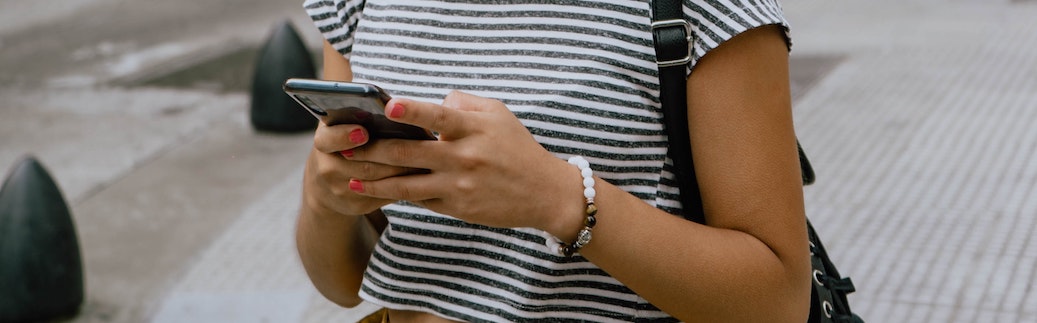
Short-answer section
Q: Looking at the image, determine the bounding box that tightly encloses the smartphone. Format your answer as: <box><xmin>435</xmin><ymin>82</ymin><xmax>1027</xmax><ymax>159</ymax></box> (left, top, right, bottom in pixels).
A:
<box><xmin>283</xmin><ymin>78</ymin><xmax>436</xmax><ymax>140</ymax></box>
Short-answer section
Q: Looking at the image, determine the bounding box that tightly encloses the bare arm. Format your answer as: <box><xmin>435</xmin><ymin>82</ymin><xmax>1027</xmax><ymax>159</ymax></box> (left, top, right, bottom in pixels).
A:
<box><xmin>574</xmin><ymin>25</ymin><xmax>811</xmax><ymax>322</ymax></box>
<box><xmin>339</xmin><ymin>26</ymin><xmax>810</xmax><ymax>321</ymax></box>
<box><xmin>294</xmin><ymin>41</ymin><xmax>390</xmax><ymax>307</ymax></box>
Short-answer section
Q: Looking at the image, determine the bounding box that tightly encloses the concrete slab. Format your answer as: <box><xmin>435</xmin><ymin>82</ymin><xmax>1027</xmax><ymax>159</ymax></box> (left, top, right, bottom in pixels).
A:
<box><xmin>152</xmin><ymin>291</ymin><xmax>311</xmax><ymax>323</ymax></box>
<box><xmin>0</xmin><ymin>88</ymin><xmax>244</xmax><ymax>204</ymax></box>
<box><xmin>144</xmin><ymin>166</ymin><xmax>381</xmax><ymax>322</ymax></box>
<box><xmin>0</xmin><ymin>0</ymin><xmax>322</xmax><ymax>89</ymax></box>
<box><xmin>66</xmin><ymin>116</ymin><xmax>313</xmax><ymax>322</ymax></box>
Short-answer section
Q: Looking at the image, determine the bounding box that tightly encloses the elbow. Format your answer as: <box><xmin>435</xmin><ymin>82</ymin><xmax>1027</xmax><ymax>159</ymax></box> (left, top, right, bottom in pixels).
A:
<box><xmin>767</xmin><ymin>252</ymin><xmax>813</xmax><ymax>323</ymax></box>
<box><xmin>726</xmin><ymin>283</ymin><xmax>811</xmax><ymax>323</ymax></box>
<box><xmin>295</xmin><ymin>204</ymin><xmax>372</xmax><ymax>309</ymax></box>
<box><xmin>740</xmin><ymin>249</ymin><xmax>817</xmax><ymax>322</ymax></box>
<box><xmin>783</xmin><ymin>290</ymin><xmax>812</xmax><ymax>323</ymax></box>
<box><xmin>295</xmin><ymin>239</ymin><xmax>367</xmax><ymax>309</ymax></box>
<box><xmin>316</xmin><ymin>286</ymin><xmax>365</xmax><ymax>308</ymax></box>
<box><xmin>776</xmin><ymin>262</ymin><xmax>813</xmax><ymax>323</ymax></box>
<box><xmin>754</xmin><ymin>285</ymin><xmax>815</xmax><ymax>323</ymax></box>
<box><xmin>298</xmin><ymin>255</ymin><xmax>367</xmax><ymax>309</ymax></box>
<box><xmin>298</xmin><ymin>261</ymin><xmax>366</xmax><ymax>308</ymax></box>
<box><xmin>668</xmin><ymin>271</ymin><xmax>813</xmax><ymax>323</ymax></box>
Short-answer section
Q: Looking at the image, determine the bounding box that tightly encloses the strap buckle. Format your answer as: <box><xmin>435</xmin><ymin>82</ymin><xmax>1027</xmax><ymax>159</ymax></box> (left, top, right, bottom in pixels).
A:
<box><xmin>651</xmin><ymin>19</ymin><xmax>692</xmax><ymax>67</ymax></box>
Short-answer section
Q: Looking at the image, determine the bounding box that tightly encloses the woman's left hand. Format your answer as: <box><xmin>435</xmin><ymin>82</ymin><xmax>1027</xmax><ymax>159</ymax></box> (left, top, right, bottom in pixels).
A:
<box><xmin>341</xmin><ymin>91</ymin><xmax>585</xmax><ymax>232</ymax></box>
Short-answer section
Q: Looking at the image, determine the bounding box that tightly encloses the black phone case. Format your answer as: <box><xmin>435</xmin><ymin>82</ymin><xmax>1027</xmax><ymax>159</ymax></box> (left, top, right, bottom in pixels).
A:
<box><xmin>283</xmin><ymin>79</ymin><xmax>435</xmax><ymax>140</ymax></box>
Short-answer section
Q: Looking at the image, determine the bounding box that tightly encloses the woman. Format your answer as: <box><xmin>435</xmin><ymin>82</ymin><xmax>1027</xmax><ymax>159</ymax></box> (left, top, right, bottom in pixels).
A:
<box><xmin>295</xmin><ymin>0</ymin><xmax>810</xmax><ymax>321</ymax></box>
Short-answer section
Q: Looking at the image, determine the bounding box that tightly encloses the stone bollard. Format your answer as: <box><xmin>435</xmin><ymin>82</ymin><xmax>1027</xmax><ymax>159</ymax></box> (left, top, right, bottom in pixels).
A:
<box><xmin>249</xmin><ymin>20</ymin><xmax>319</xmax><ymax>133</ymax></box>
<box><xmin>0</xmin><ymin>156</ymin><xmax>84</xmax><ymax>322</ymax></box>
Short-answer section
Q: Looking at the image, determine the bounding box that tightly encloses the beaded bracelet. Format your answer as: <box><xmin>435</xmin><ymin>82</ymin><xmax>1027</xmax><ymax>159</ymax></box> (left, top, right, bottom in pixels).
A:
<box><xmin>557</xmin><ymin>156</ymin><xmax>598</xmax><ymax>257</ymax></box>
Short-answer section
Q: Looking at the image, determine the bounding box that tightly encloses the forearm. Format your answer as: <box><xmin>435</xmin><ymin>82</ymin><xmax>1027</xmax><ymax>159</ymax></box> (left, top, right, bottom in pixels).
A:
<box><xmin>575</xmin><ymin>182</ymin><xmax>810</xmax><ymax>322</ymax></box>
<box><xmin>295</xmin><ymin>163</ymin><xmax>382</xmax><ymax>307</ymax></box>
<box><xmin>579</xmin><ymin>25</ymin><xmax>810</xmax><ymax>321</ymax></box>
<box><xmin>295</xmin><ymin>41</ymin><xmax>387</xmax><ymax>307</ymax></box>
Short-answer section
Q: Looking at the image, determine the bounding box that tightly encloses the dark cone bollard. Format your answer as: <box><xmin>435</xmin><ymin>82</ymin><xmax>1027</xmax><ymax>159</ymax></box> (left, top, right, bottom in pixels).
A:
<box><xmin>0</xmin><ymin>156</ymin><xmax>84</xmax><ymax>322</ymax></box>
<box><xmin>250</xmin><ymin>20</ymin><xmax>318</xmax><ymax>133</ymax></box>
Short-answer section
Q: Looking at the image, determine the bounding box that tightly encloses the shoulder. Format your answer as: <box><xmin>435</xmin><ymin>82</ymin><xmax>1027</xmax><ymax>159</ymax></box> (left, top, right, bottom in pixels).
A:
<box><xmin>683</xmin><ymin>0</ymin><xmax>791</xmax><ymax>68</ymax></box>
<box><xmin>303</xmin><ymin>0</ymin><xmax>368</xmax><ymax>58</ymax></box>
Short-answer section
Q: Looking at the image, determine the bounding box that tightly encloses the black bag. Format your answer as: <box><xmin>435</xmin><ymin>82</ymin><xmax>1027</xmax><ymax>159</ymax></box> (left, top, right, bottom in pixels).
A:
<box><xmin>649</xmin><ymin>1</ymin><xmax>863</xmax><ymax>322</ymax></box>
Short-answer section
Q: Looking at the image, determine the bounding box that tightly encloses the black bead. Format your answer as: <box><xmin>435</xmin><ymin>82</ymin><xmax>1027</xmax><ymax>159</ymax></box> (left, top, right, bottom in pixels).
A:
<box><xmin>561</xmin><ymin>245</ymin><xmax>574</xmax><ymax>257</ymax></box>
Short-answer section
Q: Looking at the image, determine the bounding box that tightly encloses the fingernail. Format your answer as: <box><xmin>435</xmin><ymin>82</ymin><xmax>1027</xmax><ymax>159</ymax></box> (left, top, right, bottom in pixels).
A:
<box><xmin>388</xmin><ymin>103</ymin><xmax>405</xmax><ymax>118</ymax></box>
<box><xmin>349</xmin><ymin>129</ymin><xmax>366</xmax><ymax>144</ymax></box>
<box><xmin>340</xmin><ymin>150</ymin><xmax>354</xmax><ymax>158</ymax></box>
<box><xmin>348</xmin><ymin>179</ymin><xmax>364</xmax><ymax>193</ymax></box>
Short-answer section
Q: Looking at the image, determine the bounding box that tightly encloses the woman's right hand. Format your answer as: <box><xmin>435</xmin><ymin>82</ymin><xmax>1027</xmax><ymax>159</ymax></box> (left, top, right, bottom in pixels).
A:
<box><xmin>303</xmin><ymin>122</ymin><xmax>415</xmax><ymax>217</ymax></box>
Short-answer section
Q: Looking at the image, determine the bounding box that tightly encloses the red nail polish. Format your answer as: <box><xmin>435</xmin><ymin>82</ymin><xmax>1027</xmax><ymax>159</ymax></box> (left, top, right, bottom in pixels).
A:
<box><xmin>340</xmin><ymin>150</ymin><xmax>354</xmax><ymax>158</ymax></box>
<box><xmin>349</xmin><ymin>129</ymin><xmax>366</xmax><ymax>144</ymax></box>
<box><xmin>388</xmin><ymin>103</ymin><xmax>405</xmax><ymax>118</ymax></box>
<box><xmin>348</xmin><ymin>179</ymin><xmax>364</xmax><ymax>193</ymax></box>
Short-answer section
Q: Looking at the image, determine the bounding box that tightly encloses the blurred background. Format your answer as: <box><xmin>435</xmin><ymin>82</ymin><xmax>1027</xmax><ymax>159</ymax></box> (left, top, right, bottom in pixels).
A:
<box><xmin>0</xmin><ymin>0</ymin><xmax>1034</xmax><ymax>322</ymax></box>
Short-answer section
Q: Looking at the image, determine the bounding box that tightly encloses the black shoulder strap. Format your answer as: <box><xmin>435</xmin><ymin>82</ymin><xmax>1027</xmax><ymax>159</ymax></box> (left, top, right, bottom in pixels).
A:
<box><xmin>651</xmin><ymin>0</ymin><xmax>704</xmax><ymax>223</ymax></box>
<box><xmin>649</xmin><ymin>0</ymin><xmax>815</xmax><ymax>224</ymax></box>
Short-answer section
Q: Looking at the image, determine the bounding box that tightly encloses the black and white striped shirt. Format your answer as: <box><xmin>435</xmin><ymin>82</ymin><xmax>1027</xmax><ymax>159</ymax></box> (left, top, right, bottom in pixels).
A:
<box><xmin>303</xmin><ymin>0</ymin><xmax>788</xmax><ymax>321</ymax></box>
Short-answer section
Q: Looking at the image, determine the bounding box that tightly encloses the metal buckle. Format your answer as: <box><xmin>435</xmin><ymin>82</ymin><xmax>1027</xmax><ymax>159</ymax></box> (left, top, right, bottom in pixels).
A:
<box><xmin>651</xmin><ymin>19</ymin><xmax>692</xmax><ymax>67</ymax></box>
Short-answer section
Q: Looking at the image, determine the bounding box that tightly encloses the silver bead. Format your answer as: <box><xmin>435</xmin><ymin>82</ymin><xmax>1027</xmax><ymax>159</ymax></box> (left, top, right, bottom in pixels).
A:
<box><xmin>576</xmin><ymin>229</ymin><xmax>593</xmax><ymax>246</ymax></box>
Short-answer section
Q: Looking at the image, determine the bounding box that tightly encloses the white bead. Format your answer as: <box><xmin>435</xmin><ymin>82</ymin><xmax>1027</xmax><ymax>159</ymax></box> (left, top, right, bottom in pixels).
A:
<box><xmin>577</xmin><ymin>159</ymin><xmax>590</xmax><ymax>170</ymax></box>
<box><xmin>545</xmin><ymin>236</ymin><xmax>562</xmax><ymax>252</ymax></box>
<box><xmin>584</xmin><ymin>187</ymin><xmax>596</xmax><ymax>199</ymax></box>
<box><xmin>556</xmin><ymin>155</ymin><xmax>600</xmax><ymax>257</ymax></box>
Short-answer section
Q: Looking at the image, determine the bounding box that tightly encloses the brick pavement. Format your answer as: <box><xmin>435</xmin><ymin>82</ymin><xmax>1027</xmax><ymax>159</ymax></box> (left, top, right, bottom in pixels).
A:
<box><xmin>785</xmin><ymin>1</ymin><xmax>1037</xmax><ymax>322</ymax></box>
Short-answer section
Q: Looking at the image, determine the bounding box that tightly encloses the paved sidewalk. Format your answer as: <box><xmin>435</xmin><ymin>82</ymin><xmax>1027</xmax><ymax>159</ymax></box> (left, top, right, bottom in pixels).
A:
<box><xmin>149</xmin><ymin>167</ymin><xmax>380</xmax><ymax>323</ymax></box>
<box><xmin>785</xmin><ymin>1</ymin><xmax>1037</xmax><ymax>322</ymax></box>
<box><xmin>2</xmin><ymin>0</ymin><xmax>1035</xmax><ymax>322</ymax></box>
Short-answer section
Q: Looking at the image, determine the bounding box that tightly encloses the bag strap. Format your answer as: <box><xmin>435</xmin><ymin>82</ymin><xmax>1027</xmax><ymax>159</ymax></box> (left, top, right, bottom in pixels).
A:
<box><xmin>650</xmin><ymin>0</ymin><xmax>704</xmax><ymax>223</ymax></box>
<box><xmin>649</xmin><ymin>0</ymin><xmax>815</xmax><ymax>223</ymax></box>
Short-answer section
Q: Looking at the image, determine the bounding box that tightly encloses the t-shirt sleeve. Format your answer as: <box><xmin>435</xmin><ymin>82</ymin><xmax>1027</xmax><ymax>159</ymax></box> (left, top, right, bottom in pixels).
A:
<box><xmin>303</xmin><ymin>0</ymin><xmax>367</xmax><ymax>59</ymax></box>
<box><xmin>684</xmin><ymin>0</ymin><xmax>791</xmax><ymax>68</ymax></box>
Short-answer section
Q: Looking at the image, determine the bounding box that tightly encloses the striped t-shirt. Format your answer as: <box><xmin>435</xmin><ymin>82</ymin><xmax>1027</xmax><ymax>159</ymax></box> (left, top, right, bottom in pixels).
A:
<box><xmin>303</xmin><ymin>0</ymin><xmax>789</xmax><ymax>321</ymax></box>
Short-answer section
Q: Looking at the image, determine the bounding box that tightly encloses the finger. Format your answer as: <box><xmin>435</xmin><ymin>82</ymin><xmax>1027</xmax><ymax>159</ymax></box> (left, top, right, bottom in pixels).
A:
<box><xmin>313</xmin><ymin>122</ymin><xmax>370</xmax><ymax>154</ymax></box>
<box><xmin>345</xmin><ymin>138</ymin><xmax>445</xmax><ymax>170</ymax></box>
<box><xmin>348</xmin><ymin>173</ymin><xmax>440</xmax><ymax>202</ymax></box>
<box><xmin>384</xmin><ymin>98</ymin><xmax>471</xmax><ymax>137</ymax></box>
<box><xmin>315</xmin><ymin>144</ymin><xmax>424</xmax><ymax>181</ymax></box>
<box><xmin>346</xmin><ymin>160</ymin><xmax>418</xmax><ymax>181</ymax></box>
